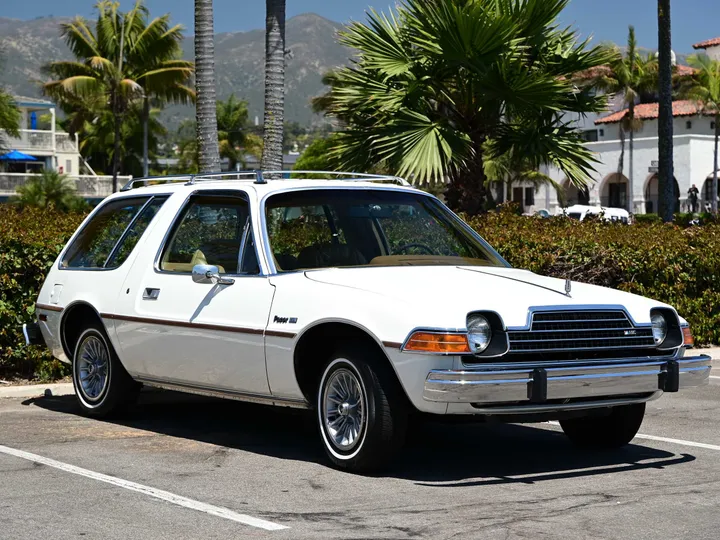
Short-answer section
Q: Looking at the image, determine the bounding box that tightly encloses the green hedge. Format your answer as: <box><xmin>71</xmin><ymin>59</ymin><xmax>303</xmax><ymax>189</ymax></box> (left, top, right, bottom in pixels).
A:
<box><xmin>465</xmin><ymin>208</ymin><xmax>720</xmax><ymax>346</ymax></box>
<box><xmin>1</xmin><ymin>204</ymin><xmax>719</xmax><ymax>380</ymax></box>
<box><xmin>0</xmin><ymin>206</ymin><xmax>84</xmax><ymax>380</ymax></box>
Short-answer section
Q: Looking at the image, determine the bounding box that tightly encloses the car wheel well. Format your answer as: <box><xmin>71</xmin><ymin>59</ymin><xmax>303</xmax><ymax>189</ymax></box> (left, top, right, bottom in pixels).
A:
<box><xmin>293</xmin><ymin>322</ymin><xmax>407</xmax><ymax>406</ymax></box>
<box><xmin>61</xmin><ymin>303</ymin><xmax>104</xmax><ymax>359</ymax></box>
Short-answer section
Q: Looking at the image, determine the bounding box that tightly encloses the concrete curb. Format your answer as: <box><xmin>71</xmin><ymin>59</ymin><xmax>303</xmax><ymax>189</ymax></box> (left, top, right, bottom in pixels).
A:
<box><xmin>696</xmin><ymin>347</ymin><xmax>720</xmax><ymax>361</ymax></box>
<box><xmin>0</xmin><ymin>383</ymin><xmax>75</xmax><ymax>399</ymax></box>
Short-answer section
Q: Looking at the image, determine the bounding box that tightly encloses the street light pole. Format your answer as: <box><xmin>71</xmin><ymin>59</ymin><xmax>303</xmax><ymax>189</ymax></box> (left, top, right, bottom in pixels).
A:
<box><xmin>657</xmin><ymin>0</ymin><xmax>674</xmax><ymax>222</ymax></box>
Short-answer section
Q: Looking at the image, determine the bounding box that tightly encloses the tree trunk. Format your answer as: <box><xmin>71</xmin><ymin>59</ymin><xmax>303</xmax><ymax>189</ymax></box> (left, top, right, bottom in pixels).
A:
<box><xmin>628</xmin><ymin>109</ymin><xmax>634</xmax><ymax>213</ymax></box>
<box><xmin>142</xmin><ymin>95</ymin><xmax>149</xmax><ymax>177</ymax></box>
<box><xmin>111</xmin><ymin>92</ymin><xmax>121</xmax><ymax>193</ymax></box>
<box><xmin>713</xmin><ymin>114</ymin><xmax>719</xmax><ymax>214</ymax></box>
<box><xmin>261</xmin><ymin>0</ymin><xmax>286</xmax><ymax>172</ymax></box>
<box><xmin>445</xmin><ymin>138</ymin><xmax>491</xmax><ymax>215</ymax></box>
<box><xmin>657</xmin><ymin>0</ymin><xmax>674</xmax><ymax>222</ymax></box>
<box><xmin>194</xmin><ymin>0</ymin><xmax>221</xmax><ymax>173</ymax></box>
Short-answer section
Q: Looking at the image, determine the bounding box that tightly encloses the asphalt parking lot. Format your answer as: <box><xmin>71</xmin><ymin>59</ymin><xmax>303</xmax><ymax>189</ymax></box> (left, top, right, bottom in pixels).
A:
<box><xmin>1</xmin><ymin>359</ymin><xmax>720</xmax><ymax>539</ymax></box>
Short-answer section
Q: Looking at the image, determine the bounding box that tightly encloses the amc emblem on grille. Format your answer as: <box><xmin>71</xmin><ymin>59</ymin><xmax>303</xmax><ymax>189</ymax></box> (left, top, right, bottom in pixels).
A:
<box><xmin>624</xmin><ymin>330</ymin><xmax>637</xmax><ymax>336</ymax></box>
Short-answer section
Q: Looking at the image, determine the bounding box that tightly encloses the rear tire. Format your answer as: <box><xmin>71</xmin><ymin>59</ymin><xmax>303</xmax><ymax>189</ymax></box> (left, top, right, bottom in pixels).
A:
<box><xmin>560</xmin><ymin>403</ymin><xmax>646</xmax><ymax>449</ymax></box>
<box><xmin>72</xmin><ymin>325</ymin><xmax>139</xmax><ymax>417</ymax></box>
<box><xmin>317</xmin><ymin>344</ymin><xmax>408</xmax><ymax>473</ymax></box>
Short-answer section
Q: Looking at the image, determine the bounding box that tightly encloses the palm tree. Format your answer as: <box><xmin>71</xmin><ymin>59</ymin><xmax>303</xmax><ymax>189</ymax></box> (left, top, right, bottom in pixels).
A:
<box><xmin>317</xmin><ymin>0</ymin><xmax>611</xmax><ymax>214</ymax></box>
<box><xmin>592</xmin><ymin>27</ymin><xmax>658</xmax><ymax>213</ymax></box>
<box><xmin>42</xmin><ymin>1</ymin><xmax>193</xmax><ymax>191</ymax></box>
<box><xmin>217</xmin><ymin>94</ymin><xmax>249</xmax><ymax>170</ymax></box>
<box><xmin>194</xmin><ymin>0</ymin><xmax>221</xmax><ymax>173</ymax></box>
<box><xmin>66</xmin><ymin>102</ymin><xmax>167</xmax><ymax>177</ymax></box>
<box><xmin>13</xmin><ymin>170</ymin><xmax>87</xmax><ymax>212</ymax></box>
<box><xmin>261</xmin><ymin>0</ymin><xmax>286</xmax><ymax>171</ymax></box>
<box><xmin>682</xmin><ymin>55</ymin><xmax>720</xmax><ymax>214</ymax></box>
<box><xmin>657</xmin><ymin>0</ymin><xmax>674</xmax><ymax>222</ymax></box>
<box><xmin>122</xmin><ymin>5</ymin><xmax>194</xmax><ymax>177</ymax></box>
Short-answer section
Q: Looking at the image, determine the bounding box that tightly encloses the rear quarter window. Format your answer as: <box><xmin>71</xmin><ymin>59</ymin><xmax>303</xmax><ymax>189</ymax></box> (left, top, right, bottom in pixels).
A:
<box><xmin>61</xmin><ymin>196</ymin><xmax>167</xmax><ymax>269</ymax></box>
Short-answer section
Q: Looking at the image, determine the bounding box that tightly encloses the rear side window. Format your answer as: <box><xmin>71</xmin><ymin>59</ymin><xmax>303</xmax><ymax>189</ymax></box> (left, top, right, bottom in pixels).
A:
<box><xmin>62</xmin><ymin>196</ymin><xmax>167</xmax><ymax>269</ymax></box>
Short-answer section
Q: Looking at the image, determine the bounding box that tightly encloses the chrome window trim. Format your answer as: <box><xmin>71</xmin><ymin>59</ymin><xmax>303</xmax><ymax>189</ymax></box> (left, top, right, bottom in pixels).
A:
<box><xmin>153</xmin><ymin>188</ymin><xmax>266</xmax><ymax>278</ymax></box>
<box><xmin>258</xmin><ymin>185</ymin><xmax>509</xmax><ymax>276</ymax></box>
<box><xmin>58</xmin><ymin>194</ymin><xmax>171</xmax><ymax>272</ymax></box>
<box><xmin>103</xmin><ymin>196</ymin><xmax>158</xmax><ymax>268</ymax></box>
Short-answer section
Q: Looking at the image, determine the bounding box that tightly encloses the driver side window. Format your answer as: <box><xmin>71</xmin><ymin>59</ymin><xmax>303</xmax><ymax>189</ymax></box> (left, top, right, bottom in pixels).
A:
<box><xmin>160</xmin><ymin>194</ymin><xmax>259</xmax><ymax>275</ymax></box>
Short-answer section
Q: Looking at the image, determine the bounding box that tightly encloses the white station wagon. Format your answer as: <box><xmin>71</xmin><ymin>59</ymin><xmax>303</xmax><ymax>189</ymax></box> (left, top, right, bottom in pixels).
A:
<box><xmin>25</xmin><ymin>171</ymin><xmax>710</xmax><ymax>472</ymax></box>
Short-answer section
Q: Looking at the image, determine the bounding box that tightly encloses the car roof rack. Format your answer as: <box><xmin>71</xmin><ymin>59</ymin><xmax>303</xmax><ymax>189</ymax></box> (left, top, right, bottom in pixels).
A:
<box><xmin>120</xmin><ymin>170</ymin><xmax>410</xmax><ymax>191</ymax></box>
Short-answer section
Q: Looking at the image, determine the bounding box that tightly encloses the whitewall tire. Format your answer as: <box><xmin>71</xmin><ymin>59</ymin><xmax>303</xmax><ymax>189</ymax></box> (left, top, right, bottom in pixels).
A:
<box><xmin>317</xmin><ymin>345</ymin><xmax>408</xmax><ymax>472</ymax></box>
<box><xmin>72</xmin><ymin>325</ymin><xmax>138</xmax><ymax>417</ymax></box>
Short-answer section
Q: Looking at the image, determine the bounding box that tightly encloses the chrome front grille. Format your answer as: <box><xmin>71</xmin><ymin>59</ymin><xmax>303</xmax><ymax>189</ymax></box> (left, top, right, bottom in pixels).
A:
<box><xmin>508</xmin><ymin>310</ymin><xmax>656</xmax><ymax>353</ymax></box>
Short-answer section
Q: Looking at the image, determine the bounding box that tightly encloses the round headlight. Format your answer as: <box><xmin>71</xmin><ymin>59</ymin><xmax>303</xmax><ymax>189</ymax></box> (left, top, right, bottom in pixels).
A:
<box><xmin>651</xmin><ymin>313</ymin><xmax>667</xmax><ymax>345</ymax></box>
<box><xmin>467</xmin><ymin>315</ymin><xmax>492</xmax><ymax>354</ymax></box>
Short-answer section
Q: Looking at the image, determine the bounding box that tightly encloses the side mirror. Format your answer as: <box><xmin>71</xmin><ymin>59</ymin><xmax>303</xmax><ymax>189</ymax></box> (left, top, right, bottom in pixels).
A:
<box><xmin>192</xmin><ymin>264</ymin><xmax>234</xmax><ymax>286</ymax></box>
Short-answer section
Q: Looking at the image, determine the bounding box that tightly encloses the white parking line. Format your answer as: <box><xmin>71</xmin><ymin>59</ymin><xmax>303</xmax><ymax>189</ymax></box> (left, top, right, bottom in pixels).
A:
<box><xmin>633</xmin><ymin>434</ymin><xmax>720</xmax><ymax>452</ymax></box>
<box><xmin>0</xmin><ymin>444</ymin><xmax>288</xmax><ymax>531</ymax></box>
<box><xmin>709</xmin><ymin>375</ymin><xmax>720</xmax><ymax>380</ymax></box>
<box><xmin>546</xmin><ymin>422</ymin><xmax>720</xmax><ymax>452</ymax></box>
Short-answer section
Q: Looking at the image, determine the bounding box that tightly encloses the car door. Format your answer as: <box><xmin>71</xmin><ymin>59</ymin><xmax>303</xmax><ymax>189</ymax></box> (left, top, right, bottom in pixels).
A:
<box><xmin>114</xmin><ymin>190</ymin><xmax>275</xmax><ymax>395</ymax></box>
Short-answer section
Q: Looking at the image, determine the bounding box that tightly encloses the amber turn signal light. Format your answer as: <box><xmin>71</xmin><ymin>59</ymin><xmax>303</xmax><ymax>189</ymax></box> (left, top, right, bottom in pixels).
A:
<box><xmin>682</xmin><ymin>326</ymin><xmax>694</xmax><ymax>348</ymax></box>
<box><xmin>403</xmin><ymin>331</ymin><xmax>470</xmax><ymax>354</ymax></box>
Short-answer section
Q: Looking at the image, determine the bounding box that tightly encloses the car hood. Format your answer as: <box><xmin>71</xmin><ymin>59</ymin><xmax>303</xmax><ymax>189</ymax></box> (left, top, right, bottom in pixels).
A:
<box><xmin>304</xmin><ymin>265</ymin><xmax>668</xmax><ymax>328</ymax></box>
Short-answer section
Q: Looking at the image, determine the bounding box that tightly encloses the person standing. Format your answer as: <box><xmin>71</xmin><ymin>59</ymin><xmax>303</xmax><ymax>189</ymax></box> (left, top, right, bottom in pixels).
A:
<box><xmin>688</xmin><ymin>184</ymin><xmax>699</xmax><ymax>213</ymax></box>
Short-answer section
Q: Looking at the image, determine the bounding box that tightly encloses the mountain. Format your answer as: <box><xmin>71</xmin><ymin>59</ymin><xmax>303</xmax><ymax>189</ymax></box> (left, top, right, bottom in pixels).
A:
<box><xmin>0</xmin><ymin>13</ymin><xmax>351</xmax><ymax>127</ymax></box>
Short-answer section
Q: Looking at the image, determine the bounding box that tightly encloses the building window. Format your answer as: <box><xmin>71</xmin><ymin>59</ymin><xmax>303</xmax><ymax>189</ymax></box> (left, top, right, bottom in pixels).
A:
<box><xmin>524</xmin><ymin>187</ymin><xmax>535</xmax><ymax>207</ymax></box>
<box><xmin>599</xmin><ymin>129</ymin><xmax>604</xmax><ymax>137</ymax></box>
<box><xmin>66</xmin><ymin>159</ymin><xmax>72</xmax><ymax>174</ymax></box>
<box><xmin>512</xmin><ymin>187</ymin><xmax>523</xmax><ymax>206</ymax></box>
<box><xmin>581</xmin><ymin>129</ymin><xmax>599</xmax><ymax>142</ymax></box>
<box><xmin>686</xmin><ymin>120</ymin><xmax>692</xmax><ymax>129</ymax></box>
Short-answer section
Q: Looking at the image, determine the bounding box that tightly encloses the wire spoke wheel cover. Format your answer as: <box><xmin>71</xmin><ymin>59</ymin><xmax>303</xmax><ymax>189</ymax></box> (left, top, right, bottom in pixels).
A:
<box><xmin>76</xmin><ymin>335</ymin><xmax>110</xmax><ymax>402</ymax></box>
<box><xmin>321</xmin><ymin>365</ymin><xmax>367</xmax><ymax>453</ymax></box>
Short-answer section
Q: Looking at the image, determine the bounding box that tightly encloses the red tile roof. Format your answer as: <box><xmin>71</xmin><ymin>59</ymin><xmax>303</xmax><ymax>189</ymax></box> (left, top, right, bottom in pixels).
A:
<box><xmin>674</xmin><ymin>64</ymin><xmax>697</xmax><ymax>76</ymax></box>
<box><xmin>595</xmin><ymin>100</ymin><xmax>701</xmax><ymax>125</ymax></box>
<box><xmin>693</xmin><ymin>37</ymin><xmax>720</xmax><ymax>49</ymax></box>
<box><xmin>573</xmin><ymin>63</ymin><xmax>695</xmax><ymax>81</ymax></box>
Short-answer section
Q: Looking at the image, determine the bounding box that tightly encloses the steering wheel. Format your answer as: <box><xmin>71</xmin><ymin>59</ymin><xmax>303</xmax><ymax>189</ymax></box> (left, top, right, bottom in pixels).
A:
<box><xmin>393</xmin><ymin>243</ymin><xmax>435</xmax><ymax>255</ymax></box>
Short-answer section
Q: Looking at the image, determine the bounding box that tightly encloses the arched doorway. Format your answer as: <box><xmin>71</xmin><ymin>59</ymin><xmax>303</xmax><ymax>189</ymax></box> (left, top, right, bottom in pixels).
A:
<box><xmin>644</xmin><ymin>174</ymin><xmax>680</xmax><ymax>214</ymax></box>
<box><xmin>562</xmin><ymin>179</ymin><xmax>590</xmax><ymax>206</ymax></box>
<box><xmin>702</xmin><ymin>175</ymin><xmax>719</xmax><ymax>212</ymax></box>
<box><xmin>600</xmin><ymin>173</ymin><xmax>629</xmax><ymax>209</ymax></box>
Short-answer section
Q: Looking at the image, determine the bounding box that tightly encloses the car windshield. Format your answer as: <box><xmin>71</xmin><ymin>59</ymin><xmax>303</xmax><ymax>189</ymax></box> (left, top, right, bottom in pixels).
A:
<box><xmin>568</xmin><ymin>212</ymin><xmax>583</xmax><ymax>220</ymax></box>
<box><xmin>265</xmin><ymin>189</ymin><xmax>506</xmax><ymax>272</ymax></box>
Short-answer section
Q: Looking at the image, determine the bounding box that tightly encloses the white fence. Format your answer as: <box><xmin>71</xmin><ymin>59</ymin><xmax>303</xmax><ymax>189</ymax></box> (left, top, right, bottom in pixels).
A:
<box><xmin>0</xmin><ymin>129</ymin><xmax>79</xmax><ymax>153</ymax></box>
<box><xmin>0</xmin><ymin>173</ymin><xmax>132</xmax><ymax>199</ymax></box>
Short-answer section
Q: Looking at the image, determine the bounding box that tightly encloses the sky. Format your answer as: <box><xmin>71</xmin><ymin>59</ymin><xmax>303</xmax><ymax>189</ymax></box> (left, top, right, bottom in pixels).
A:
<box><xmin>5</xmin><ymin>0</ymin><xmax>720</xmax><ymax>54</ymax></box>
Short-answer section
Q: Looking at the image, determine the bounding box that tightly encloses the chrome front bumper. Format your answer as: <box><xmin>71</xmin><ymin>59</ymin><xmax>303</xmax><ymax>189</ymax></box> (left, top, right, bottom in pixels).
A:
<box><xmin>423</xmin><ymin>355</ymin><xmax>711</xmax><ymax>410</ymax></box>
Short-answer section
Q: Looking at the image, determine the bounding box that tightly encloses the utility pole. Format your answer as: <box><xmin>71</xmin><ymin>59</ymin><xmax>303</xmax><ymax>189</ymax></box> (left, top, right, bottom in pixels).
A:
<box><xmin>657</xmin><ymin>0</ymin><xmax>674</xmax><ymax>222</ymax></box>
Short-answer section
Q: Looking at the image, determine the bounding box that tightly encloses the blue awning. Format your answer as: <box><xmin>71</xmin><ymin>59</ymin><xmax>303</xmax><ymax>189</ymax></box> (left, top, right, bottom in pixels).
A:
<box><xmin>0</xmin><ymin>150</ymin><xmax>38</xmax><ymax>161</ymax></box>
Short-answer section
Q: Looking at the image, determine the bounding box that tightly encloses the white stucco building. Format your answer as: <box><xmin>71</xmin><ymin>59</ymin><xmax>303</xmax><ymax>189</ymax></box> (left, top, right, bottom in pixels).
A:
<box><xmin>0</xmin><ymin>96</ymin><xmax>131</xmax><ymax>200</ymax></box>
<box><xmin>530</xmin><ymin>101</ymin><xmax>719</xmax><ymax>215</ymax></box>
<box><xmin>512</xmin><ymin>36</ymin><xmax>720</xmax><ymax>216</ymax></box>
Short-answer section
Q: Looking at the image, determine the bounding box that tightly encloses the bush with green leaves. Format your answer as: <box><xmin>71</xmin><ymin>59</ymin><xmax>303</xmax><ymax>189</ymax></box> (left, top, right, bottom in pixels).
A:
<box><xmin>2</xmin><ymin>203</ymin><xmax>719</xmax><ymax>381</ymax></box>
<box><xmin>466</xmin><ymin>207</ymin><xmax>720</xmax><ymax>345</ymax></box>
<box><xmin>0</xmin><ymin>205</ymin><xmax>84</xmax><ymax>380</ymax></box>
<box><xmin>13</xmin><ymin>170</ymin><xmax>90</xmax><ymax>213</ymax></box>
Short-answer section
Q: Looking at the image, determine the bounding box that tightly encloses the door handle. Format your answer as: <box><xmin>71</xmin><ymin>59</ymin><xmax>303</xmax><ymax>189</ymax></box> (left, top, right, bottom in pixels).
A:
<box><xmin>143</xmin><ymin>288</ymin><xmax>160</xmax><ymax>300</ymax></box>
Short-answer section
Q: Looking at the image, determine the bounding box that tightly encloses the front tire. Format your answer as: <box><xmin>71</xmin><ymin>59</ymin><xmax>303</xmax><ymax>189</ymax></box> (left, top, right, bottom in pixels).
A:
<box><xmin>317</xmin><ymin>346</ymin><xmax>408</xmax><ymax>473</ymax></box>
<box><xmin>560</xmin><ymin>403</ymin><xmax>646</xmax><ymax>449</ymax></box>
<box><xmin>72</xmin><ymin>326</ymin><xmax>138</xmax><ymax>417</ymax></box>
